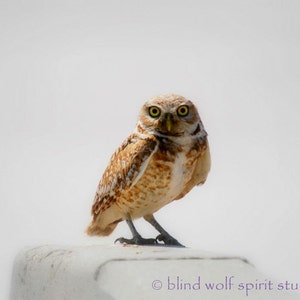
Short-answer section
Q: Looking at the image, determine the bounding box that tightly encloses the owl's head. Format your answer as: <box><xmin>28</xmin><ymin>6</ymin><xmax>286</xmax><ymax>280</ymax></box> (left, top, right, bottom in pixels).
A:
<box><xmin>138</xmin><ymin>94</ymin><xmax>204</xmax><ymax>137</ymax></box>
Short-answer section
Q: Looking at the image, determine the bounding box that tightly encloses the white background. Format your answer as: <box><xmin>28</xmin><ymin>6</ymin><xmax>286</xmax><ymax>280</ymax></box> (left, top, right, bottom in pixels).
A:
<box><xmin>1</xmin><ymin>0</ymin><xmax>300</xmax><ymax>298</ymax></box>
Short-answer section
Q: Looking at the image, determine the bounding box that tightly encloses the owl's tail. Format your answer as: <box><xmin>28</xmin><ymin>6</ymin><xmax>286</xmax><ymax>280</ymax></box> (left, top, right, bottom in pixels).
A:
<box><xmin>85</xmin><ymin>220</ymin><xmax>118</xmax><ymax>236</ymax></box>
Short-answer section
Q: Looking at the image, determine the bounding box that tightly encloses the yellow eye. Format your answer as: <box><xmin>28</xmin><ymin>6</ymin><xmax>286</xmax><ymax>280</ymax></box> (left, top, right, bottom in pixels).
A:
<box><xmin>149</xmin><ymin>106</ymin><xmax>161</xmax><ymax>118</ymax></box>
<box><xmin>177</xmin><ymin>105</ymin><xmax>189</xmax><ymax>117</ymax></box>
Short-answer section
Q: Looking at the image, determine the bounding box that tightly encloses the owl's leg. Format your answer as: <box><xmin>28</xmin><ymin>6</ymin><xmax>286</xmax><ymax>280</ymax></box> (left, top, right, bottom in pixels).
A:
<box><xmin>115</xmin><ymin>216</ymin><xmax>158</xmax><ymax>246</ymax></box>
<box><xmin>144</xmin><ymin>214</ymin><xmax>185</xmax><ymax>247</ymax></box>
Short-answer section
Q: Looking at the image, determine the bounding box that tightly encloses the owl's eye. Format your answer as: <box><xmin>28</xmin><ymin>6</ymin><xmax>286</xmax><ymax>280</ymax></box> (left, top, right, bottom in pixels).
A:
<box><xmin>177</xmin><ymin>105</ymin><xmax>189</xmax><ymax>117</ymax></box>
<box><xmin>149</xmin><ymin>106</ymin><xmax>161</xmax><ymax>118</ymax></box>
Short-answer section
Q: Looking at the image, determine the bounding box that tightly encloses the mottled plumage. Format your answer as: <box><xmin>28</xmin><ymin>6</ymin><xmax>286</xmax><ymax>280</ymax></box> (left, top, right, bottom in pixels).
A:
<box><xmin>86</xmin><ymin>94</ymin><xmax>210</xmax><ymax>246</ymax></box>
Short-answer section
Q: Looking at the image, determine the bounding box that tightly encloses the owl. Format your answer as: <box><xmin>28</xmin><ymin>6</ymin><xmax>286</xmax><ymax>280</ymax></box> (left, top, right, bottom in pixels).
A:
<box><xmin>86</xmin><ymin>94</ymin><xmax>210</xmax><ymax>247</ymax></box>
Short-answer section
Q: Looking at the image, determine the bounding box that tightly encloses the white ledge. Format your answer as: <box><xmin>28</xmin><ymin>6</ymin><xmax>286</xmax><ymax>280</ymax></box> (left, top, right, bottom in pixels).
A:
<box><xmin>10</xmin><ymin>244</ymin><xmax>299</xmax><ymax>300</ymax></box>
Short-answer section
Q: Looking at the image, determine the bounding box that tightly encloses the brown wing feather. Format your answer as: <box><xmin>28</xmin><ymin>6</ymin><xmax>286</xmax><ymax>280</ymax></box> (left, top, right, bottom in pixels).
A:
<box><xmin>91</xmin><ymin>133</ymin><xmax>158</xmax><ymax>216</ymax></box>
<box><xmin>192</xmin><ymin>140</ymin><xmax>211</xmax><ymax>186</ymax></box>
<box><xmin>174</xmin><ymin>138</ymin><xmax>211</xmax><ymax>200</ymax></box>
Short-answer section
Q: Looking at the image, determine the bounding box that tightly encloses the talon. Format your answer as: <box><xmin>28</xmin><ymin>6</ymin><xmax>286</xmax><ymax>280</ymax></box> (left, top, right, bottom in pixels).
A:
<box><xmin>115</xmin><ymin>236</ymin><xmax>158</xmax><ymax>246</ymax></box>
<box><xmin>156</xmin><ymin>234</ymin><xmax>185</xmax><ymax>247</ymax></box>
<box><xmin>115</xmin><ymin>237</ymin><xmax>130</xmax><ymax>245</ymax></box>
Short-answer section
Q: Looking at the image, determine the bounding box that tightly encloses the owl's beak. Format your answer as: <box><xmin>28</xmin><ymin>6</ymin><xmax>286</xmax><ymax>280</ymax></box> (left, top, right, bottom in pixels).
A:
<box><xmin>165</xmin><ymin>113</ymin><xmax>173</xmax><ymax>132</ymax></box>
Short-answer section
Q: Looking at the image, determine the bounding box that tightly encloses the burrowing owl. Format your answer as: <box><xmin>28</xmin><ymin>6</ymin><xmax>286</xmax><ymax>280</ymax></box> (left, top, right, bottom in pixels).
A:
<box><xmin>86</xmin><ymin>94</ymin><xmax>210</xmax><ymax>247</ymax></box>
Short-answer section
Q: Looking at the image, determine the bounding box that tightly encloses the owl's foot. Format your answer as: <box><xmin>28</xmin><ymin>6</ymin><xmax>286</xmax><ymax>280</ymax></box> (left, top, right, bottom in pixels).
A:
<box><xmin>156</xmin><ymin>233</ymin><xmax>185</xmax><ymax>247</ymax></box>
<box><xmin>115</xmin><ymin>235</ymin><xmax>158</xmax><ymax>246</ymax></box>
<box><xmin>144</xmin><ymin>214</ymin><xmax>185</xmax><ymax>247</ymax></box>
<box><xmin>115</xmin><ymin>217</ymin><xmax>158</xmax><ymax>246</ymax></box>
<box><xmin>118</xmin><ymin>215</ymin><xmax>185</xmax><ymax>247</ymax></box>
